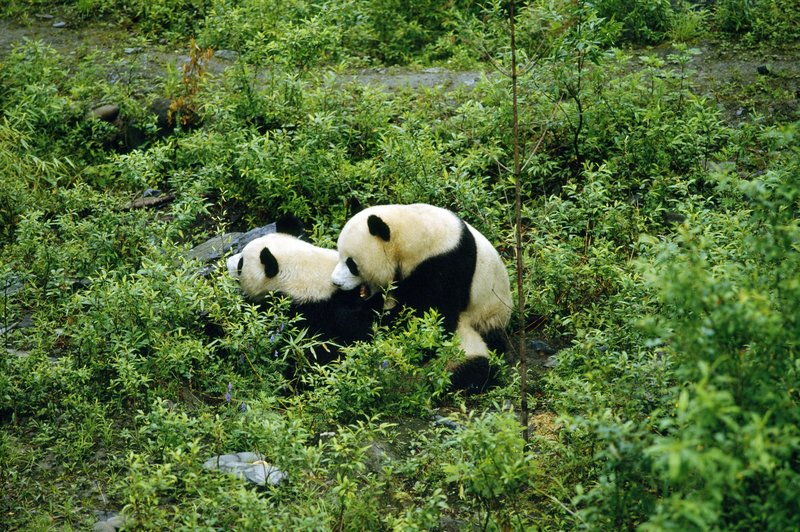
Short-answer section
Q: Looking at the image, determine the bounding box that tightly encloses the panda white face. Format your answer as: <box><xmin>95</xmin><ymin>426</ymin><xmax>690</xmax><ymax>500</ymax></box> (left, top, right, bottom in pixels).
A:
<box><xmin>330</xmin><ymin>256</ymin><xmax>364</xmax><ymax>291</ymax></box>
<box><xmin>228</xmin><ymin>233</ymin><xmax>339</xmax><ymax>303</ymax></box>
<box><xmin>332</xmin><ymin>210</ymin><xmax>398</xmax><ymax>297</ymax></box>
<box><xmin>226</xmin><ymin>253</ymin><xmax>243</xmax><ymax>279</ymax></box>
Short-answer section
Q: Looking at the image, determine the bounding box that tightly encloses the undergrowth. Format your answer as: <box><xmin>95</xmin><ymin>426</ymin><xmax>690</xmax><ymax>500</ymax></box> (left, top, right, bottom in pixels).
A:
<box><xmin>1</xmin><ymin>0</ymin><xmax>798</xmax><ymax>529</ymax></box>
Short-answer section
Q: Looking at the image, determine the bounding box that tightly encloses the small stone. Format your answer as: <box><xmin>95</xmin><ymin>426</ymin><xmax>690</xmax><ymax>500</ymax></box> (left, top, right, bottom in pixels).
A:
<box><xmin>124</xmin><ymin>47</ymin><xmax>142</xmax><ymax>55</ymax></box>
<box><xmin>662</xmin><ymin>211</ymin><xmax>686</xmax><ymax>224</ymax></box>
<box><xmin>52</xmin><ymin>21</ymin><xmax>67</xmax><ymax>28</ymax></box>
<box><xmin>88</xmin><ymin>104</ymin><xmax>120</xmax><ymax>122</ymax></box>
<box><xmin>243</xmin><ymin>462</ymin><xmax>287</xmax><ymax>486</ymax></box>
<box><xmin>235</xmin><ymin>451</ymin><xmax>264</xmax><ymax>463</ymax></box>
<box><xmin>92</xmin><ymin>510</ymin><xmax>116</xmax><ymax>521</ymax></box>
<box><xmin>6</xmin><ymin>349</ymin><xmax>31</xmax><ymax>359</ymax></box>
<box><xmin>364</xmin><ymin>441</ymin><xmax>396</xmax><ymax>473</ymax></box>
<box><xmin>202</xmin><ymin>454</ymin><xmax>239</xmax><ymax>470</ymax></box>
<box><xmin>92</xmin><ymin>522</ymin><xmax>116</xmax><ymax>532</ymax></box>
<box><xmin>433</xmin><ymin>415</ymin><xmax>464</xmax><ymax>431</ymax></box>
<box><xmin>105</xmin><ymin>515</ymin><xmax>126</xmax><ymax>528</ymax></box>
<box><xmin>214</xmin><ymin>49</ymin><xmax>238</xmax><ymax>61</ymax></box>
<box><xmin>203</xmin><ymin>452</ymin><xmax>286</xmax><ymax>486</ymax></box>
<box><xmin>2</xmin><ymin>276</ymin><xmax>24</xmax><ymax>297</ymax></box>
<box><xmin>529</xmin><ymin>339</ymin><xmax>555</xmax><ymax>354</ymax></box>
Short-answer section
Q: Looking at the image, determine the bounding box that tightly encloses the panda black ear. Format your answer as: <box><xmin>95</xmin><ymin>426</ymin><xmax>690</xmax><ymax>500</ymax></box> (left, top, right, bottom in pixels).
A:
<box><xmin>275</xmin><ymin>215</ymin><xmax>305</xmax><ymax>238</ymax></box>
<box><xmin>367</xmin><ymin>215</ymin><xmax>391</xmax><ymax>241</ymax></box>
<box><xmin>260</xmin><ymin>247</ymin><xmax>279</xmax><ymax>278</ymax></box>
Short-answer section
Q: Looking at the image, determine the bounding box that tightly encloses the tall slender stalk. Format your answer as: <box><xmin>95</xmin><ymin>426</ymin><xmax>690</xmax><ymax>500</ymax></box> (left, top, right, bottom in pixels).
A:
<box><xmin>509</xmin><ymin>0</ymin><xmax>529</xmax><ymax>443</ymax></box>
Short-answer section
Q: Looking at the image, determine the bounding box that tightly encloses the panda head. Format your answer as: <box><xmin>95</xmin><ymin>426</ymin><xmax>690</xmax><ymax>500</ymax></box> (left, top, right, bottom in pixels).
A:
<box><xmin>227</xmin><ymin>233</ymin><xmax>338</xmax><ymax>303</ymax></box>
<box><xmin>330</xmin><ymin>210</ymin><xmax>396</xmax><ymax>296</ymax></box>
<box><xmin>332</xmin><ymin>204</ymin><xmax>463</xmax><ymax>297</ymax></box>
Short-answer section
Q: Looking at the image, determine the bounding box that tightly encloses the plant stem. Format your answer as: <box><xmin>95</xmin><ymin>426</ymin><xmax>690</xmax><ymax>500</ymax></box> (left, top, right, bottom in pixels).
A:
<box><xmin>509</xmin><ymin>0</ymin><xmax>529</xmax><ymax>443</ymax></box>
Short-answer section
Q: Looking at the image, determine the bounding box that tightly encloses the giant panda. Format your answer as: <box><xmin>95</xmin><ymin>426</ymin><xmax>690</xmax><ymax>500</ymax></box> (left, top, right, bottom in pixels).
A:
<box><xmin>227</xmin><ymin>232</ymin><xmax>381</xmax><ymax>366</ymax></box>
<box><xmin>330</xmin><ymin>203</ymin><xmax>512</xmax><ymax>392</ymax></box>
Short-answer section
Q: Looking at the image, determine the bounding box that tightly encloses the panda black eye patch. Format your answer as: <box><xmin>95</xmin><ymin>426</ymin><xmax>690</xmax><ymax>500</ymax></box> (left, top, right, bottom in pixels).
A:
<box><xmin>346</xmin><ymin>257</ymin><xmax>360</xmax><ymax>276</ymax></box>
<box><xmin>237</xmin><ymin>257</ymin><xmax>244</xmax><ymax>276</ymax></box>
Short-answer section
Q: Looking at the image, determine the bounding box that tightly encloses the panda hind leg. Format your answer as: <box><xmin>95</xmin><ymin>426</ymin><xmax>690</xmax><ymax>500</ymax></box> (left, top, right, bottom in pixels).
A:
<box><xmin>450</xmin><ymin>322</ymin><xmax>498</xmax><ymax>393</ymax></box>
<box><xmin>455</xmin><ymin>321</ymin><xmax>489</xmax><ymax>358</ymax></box>
<box><xmin>449</xmin><ymin>356</ymin><xmax>499</xmax><ymax>394</ymax></box>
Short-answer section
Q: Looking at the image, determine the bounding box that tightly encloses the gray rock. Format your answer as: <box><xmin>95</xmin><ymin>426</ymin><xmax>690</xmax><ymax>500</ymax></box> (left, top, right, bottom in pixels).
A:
<box><xmin>184</xmin><ymin>222</ymin><xmax>279</xmax><ymax>263</ymax></box>
<box><xmin>203</xmin><ymin>452</ymin><xmax>287</xmax><ymax>486</ymax></box>
<box><xmin>234</xmin><ymin>222</ymin><xmax>279</xmax><ymax>252</ymax></box>
<box><xmin>234</xmin><ymin>451</ymin><xmax>263</xmax><ymax>463</ymax></box>
<box><xmin>242</xmin><ymin>462</ymin><xmax>287</xmax><ymax>486</ymax></box>
<box><xmin>439</xmin><ymin>516</ymin><xmax>470</xmax><ymax>531</ymax></box>
<box><xmin>433</xmin><ymin>415</ymin><xmax>465</xmax><ymax>432</ymax></box>
<box><xmin>88</xmin><ymin>104</ymin><xmax>120</xmax><ymax>122</ymax></box>
<box><xmin>105</xmin><ymin>515</ymin><xmax>126</xmax><ymax>529</ymax></box>
<box><xmin>92</xmin><ymin>522</ymin><xmax>116</xmax><ymax>532</ymax></box>
<box><xmin>214</xmin><ymin>50</ymin><xmax>239</xmax><ymax>61</ymax></box>
<box><xmin>2</xmin><ymin>276</ymin><xmax>24</xmax><ymax>297</ymax></box>
<box><xmin>52</xmin><ymin>21</ymin><xmax>67</xmax><ymax>28</ymax></box>
<box><xmin>529</xmin><ymin>339</ymin><xmax>555</xmax><ymax>354</ymax></box>
<box><xmin>364</xmin><ymin>441</ymin><xmax>396</xmax><ymax>474</ymax></box>
<box><xmin>202</xmin><ymin>453</ymin><xmax>241</xmax><ymax>469</ymax></box>
<box><xmin>124</xmin><ymin>47</ymin><xmax>142</xmax><ymax>55</ymax></box>
<box><xmin>185</xmin><ymin>233</ymin><xmax>244</xmax><ymax>263</ymax></box>
<box><xmin>150</xmin><ymin>97</ymin><xmax>173</xmax><ymax>129</ymax></box>
<box><xmin>92</xmin><ymin>510</ymin><xmax>117</xmax><ymax>521</ymax></box>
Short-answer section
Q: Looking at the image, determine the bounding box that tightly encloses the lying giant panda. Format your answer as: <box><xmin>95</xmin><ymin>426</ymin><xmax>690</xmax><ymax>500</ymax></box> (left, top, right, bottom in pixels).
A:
<box><xmin>331</xmin><ymin>203</ymin><xmax>512</xmax><ymax>392</ymax></box>
<box><xmin>227</xmin><ymin>232</ymin><xmax>380</xmax><ymax>365</ymax></box>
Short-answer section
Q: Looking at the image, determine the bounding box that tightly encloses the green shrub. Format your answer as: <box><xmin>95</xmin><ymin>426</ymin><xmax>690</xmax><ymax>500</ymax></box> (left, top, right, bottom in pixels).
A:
<box><xmin>593</xmin><ymin>0</ymin><xmax>674</xmax><ymax>43</ymax></box>
<box><xmin>638</xmin><ymin>125</ymin><xmax>800</xmax><ymax>529</ymax></box>
<box><xmin>715</xmin><ymin>0</ymin><xmax>800</xmax><ymax>43</ymax></box>
<box><xmin>444</xmin><ymin>410</ymin><xmax>536</xmax><ymax>529</ymax></box>
<box><xmin>301</xmin><ymin>311</ymin><xmax>455</xmax><ymax>424</ymax></box>
<box><xmin>1</xmin><ymin>1</ymin><xmax>798</xmax><ymax>529</ymax></box>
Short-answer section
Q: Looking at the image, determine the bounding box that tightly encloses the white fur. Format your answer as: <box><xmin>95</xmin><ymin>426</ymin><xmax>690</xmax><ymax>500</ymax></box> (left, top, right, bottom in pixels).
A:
<box><xmin>333</xmin><ymin>204</ymin><xmax>512</xmax><ymax>357</ymax></box>
<box><xmin>228</xmin><ymin>233</ymin><xmax>338</xmax><ymax>303</ymax></box>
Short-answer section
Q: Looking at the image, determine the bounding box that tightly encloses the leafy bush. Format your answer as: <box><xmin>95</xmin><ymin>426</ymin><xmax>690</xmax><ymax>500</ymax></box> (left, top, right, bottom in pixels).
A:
<box><xmin>639</xmin><ymin>125</ymin><xmax>800</xmax><ymax>529</ymax></box>
<box><xmin>444</xmin><ymin>410</ymin><xmax>536</xmax><ymax>528</ymax></box>
<box><xmin>592</xmin><ymin>0</ymin><xmax>674</xmax><ymax>43</ymax></box>
<box><xmin>715</xmin><ymin>0</ymin><xmax>800</xmax><ymax>43</ymax></box>
<box><xmin>1</xmin><ymin>1</ymin><xmax>799</xmax><ymax>529</ymax></box>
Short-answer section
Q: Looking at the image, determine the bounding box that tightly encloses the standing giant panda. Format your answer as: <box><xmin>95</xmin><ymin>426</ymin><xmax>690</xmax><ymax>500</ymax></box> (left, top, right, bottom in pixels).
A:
<box><xmin>227</xmin><ymin>232</ymin><xmax>380</xmax><ymax>365</ymax></box>
<box><xmin>330</xmin><ymin>203</ymin><xmax>512</xmax><ymax>392</ymax></box>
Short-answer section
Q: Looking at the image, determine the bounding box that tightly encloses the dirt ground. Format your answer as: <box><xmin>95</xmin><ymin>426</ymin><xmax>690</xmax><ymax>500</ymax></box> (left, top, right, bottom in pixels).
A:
<box><xmin>2</xmin><ymin>11</ymin><xmax>798</xmax><ymax>122</ymax></box>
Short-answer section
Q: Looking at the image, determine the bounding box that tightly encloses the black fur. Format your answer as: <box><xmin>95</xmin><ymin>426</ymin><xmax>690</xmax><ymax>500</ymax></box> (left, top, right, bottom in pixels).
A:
<box><xmin>482</xmin><ymin>327</ymin><xmax>511</xmax><ymax>359</ymax></box>
<box><xmin>346</xmin><ymin>257</ymin><xmax>360</xmax><ymax>276</ymax></box>
<box><xmin>391</xmin><ymin>219</ymin><xmax>476</xmax><ymax>335</ymax></box>
<box><xmin>368</xmin><ymin>214</ymin><xmax>391</xmax><ymax>241</ymax></box>
<box><xmin>448</xmin><ymin>356</ymin><xmax>499</xmax><ymax>394</ymax></box>
<box><xmin>274</xmin><ymin>215</ymin><xmax>306</xmax><ymax>238</ymax></box>
<box><xmin>375</xmin><ymin>217</ymin><xmax>506</xmax><ymax>393</ymax></box>
<box><xmin>289</xmin><ymin>289</ymin><xmax>382</xmax><ymax>365</ymax></box>
<box><xmin>260</xmin><ymin>247</ymin><xmax>279</xmax><ymax>278</ymax></box>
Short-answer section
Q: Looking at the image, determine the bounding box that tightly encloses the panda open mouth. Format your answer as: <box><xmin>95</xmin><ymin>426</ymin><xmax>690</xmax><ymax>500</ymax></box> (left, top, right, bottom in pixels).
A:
<box><xmin>359</xmin><ymin>284</ymin><xmax>375</xmax><ymax>300</ymax></box>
